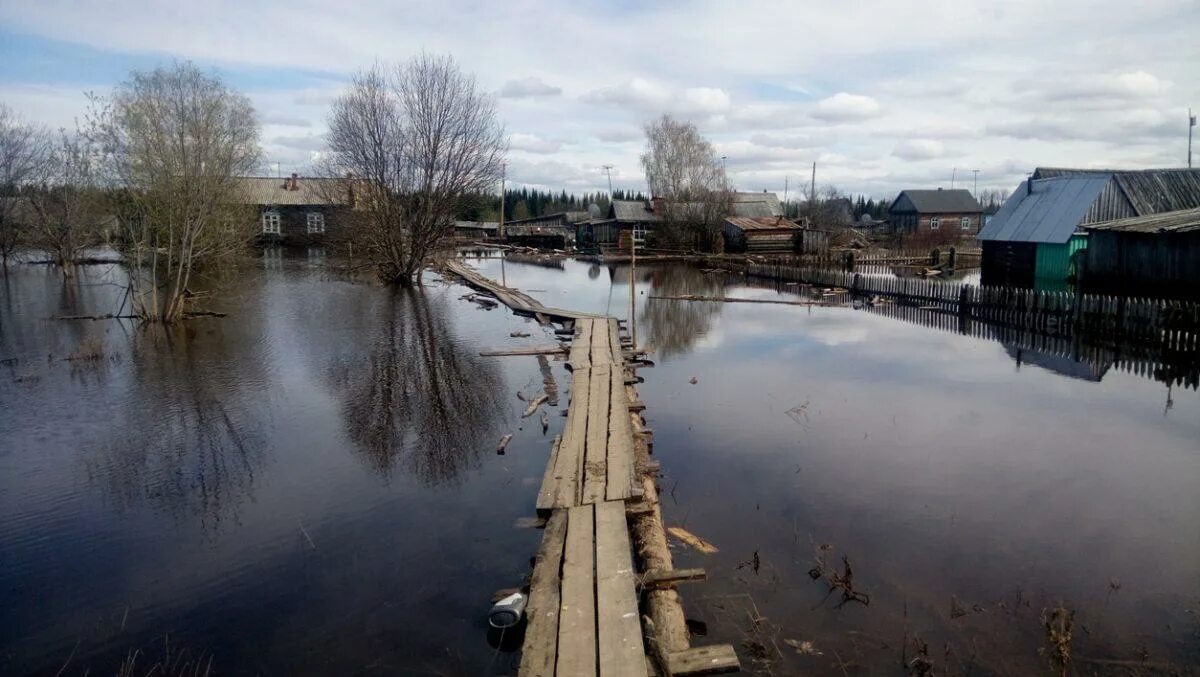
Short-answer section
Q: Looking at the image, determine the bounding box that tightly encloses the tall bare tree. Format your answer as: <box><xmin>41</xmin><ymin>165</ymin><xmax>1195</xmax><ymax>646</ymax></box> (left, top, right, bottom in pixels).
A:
<box><xmin>0</xmin><ymin>103</ymin><xmax>51</xmax><ymax>267</ymax></box>
<box><xmin>26</xmin><ymin>130</ymin><xmax>100</xmax><ymax>275</ymax></box>
<box><xmin>91</xmin><ymin>62</ymin><xmax>260</xmax><ymax>323</ymax></box>
<box><xmin>640</xmin><ymin>114</ymin><xmax>730</xmax><ymax>252</ymax></box>
<box><xmin>325</xmin><ymin>55</ymin><xmax>506</xmax><ymax>285</ymax></box>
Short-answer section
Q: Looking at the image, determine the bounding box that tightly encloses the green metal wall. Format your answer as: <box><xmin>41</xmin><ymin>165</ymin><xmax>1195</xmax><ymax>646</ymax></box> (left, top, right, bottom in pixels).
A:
<box><xmin>1034</xmin><ymin>234</ymin><xmax>1088</xmax><ymax>288</ymax></box>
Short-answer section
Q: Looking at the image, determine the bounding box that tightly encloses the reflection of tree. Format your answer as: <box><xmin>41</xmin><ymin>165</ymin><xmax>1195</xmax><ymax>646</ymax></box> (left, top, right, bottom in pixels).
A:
<box><xmin>636</xmin><ymin>264</ymin><xmax>725</xmax><ymax>358</ymax></box>
<box><xmin>326</xmin><ymin>286</ymin><xmax>505</xmax><ymax>485</ymax></box>
<box><xmin>87</xmin><ymin>327</ymin><xmax>267</xmax><ymax>533</ymax></box>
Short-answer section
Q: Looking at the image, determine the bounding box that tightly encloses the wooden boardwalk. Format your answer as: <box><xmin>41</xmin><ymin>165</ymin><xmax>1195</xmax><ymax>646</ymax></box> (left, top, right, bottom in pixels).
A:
<box><xmin>446</xmin><ymin>259</ymin><xmax>740</xmax><ymax>676</ymax></box>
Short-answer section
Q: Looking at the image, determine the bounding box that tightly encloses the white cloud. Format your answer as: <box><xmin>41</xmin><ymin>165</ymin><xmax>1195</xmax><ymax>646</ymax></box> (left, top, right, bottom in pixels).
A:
<box><xmin>499</xmin><ymin>77</ymin><xmax>561</xmax><ymax>98</ymax></box>
<box><xmin>812</xmin><ymin>93</ymin><xmax>882</xmax><ymax>122</ymax></box>
<box><xmin>582</xmin><ymin>79</ymin><xmax>730</xmax><ymax>117</ymax></box>
<box><xmin>892</xmin><ymin>139</ymin><xmax>945</xmax><ymax>160</ymax></box>
<box><xmin>509</xmin><ymin>133</ymin><xmax>563</xmax><ymax>154</ymax></box>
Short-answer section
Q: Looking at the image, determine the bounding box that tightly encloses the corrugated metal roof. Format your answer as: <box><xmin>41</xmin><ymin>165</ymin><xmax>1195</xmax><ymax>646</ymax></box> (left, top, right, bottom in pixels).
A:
<box><xmin>1034</xmin><ymin>167</ymin><xmax>1200</xmax><ymax>215</ymax></box>
<box><xmin>978</xmin><ymin>176</ymin><xmax>1111</xmax><ymax>243</ymax></box>
<box><xmin>1084</xmin><ymin>207</ymin><xmax>1200</xmax><ymax>234</ymax></box>
<box><xmin>731</xmin><ymin>191</ymin><xmax>782</xmax><ymax>216</ymax></box>
<box><xmin>235</xmin><ymin>176</ymin><xmax>355</xmax><ymax>206</ymax></box>
<box><xmin>610</xmin><ymin>200</ymin><xmax>658</xmax><ymax>222</ymax></box>
<box><xmin>724</xmin><ymin>216</ymin><xmax>801</xmax><ymax>232</ymax></box>
<box><xmin>892</xmin><ymin>189</ymin><xmax>982</xmax><ymax>213</ymax></box>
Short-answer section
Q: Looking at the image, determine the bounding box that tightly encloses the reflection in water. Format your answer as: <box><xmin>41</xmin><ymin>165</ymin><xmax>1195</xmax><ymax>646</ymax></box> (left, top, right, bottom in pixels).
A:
<box><xmin>86</xmin><ymin>328</ymin><xmax>268</xmax><ymax>532</ymax></box>
<box><xmin>633</xmin><ymin>264</ymin><xmax>725</xmax><ymax>358</ymax></box>
<box><xmin>326</xmin><ymin>286</ymin><xmax>506</xmax><ymax>485</ymax></box>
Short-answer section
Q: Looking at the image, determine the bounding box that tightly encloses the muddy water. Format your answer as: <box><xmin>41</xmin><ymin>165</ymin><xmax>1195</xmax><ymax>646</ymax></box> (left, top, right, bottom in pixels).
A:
<box><xmin>2</xmin><ymin>253</ymin><xmax>1197</xmax><ymax>675</ymax></box>
<box><xmin>470</xmin><ymin>255</ymin><xmax>1200</xmax><ymax>675</ymax></box>
<box><xmin>1</xmin><ymin>254</ymin><xmax>570</xmax><ymax>675</ymax></box>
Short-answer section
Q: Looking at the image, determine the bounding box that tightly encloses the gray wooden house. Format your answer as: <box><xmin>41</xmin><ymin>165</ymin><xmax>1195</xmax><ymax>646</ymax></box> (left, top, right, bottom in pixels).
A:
<box><xmin>888</xmin><ymin>189</ymin><xmax>983</xmax><ymax>237</ymax></box>
<box><xmin>239</xmin><ymin>174</ymin><xmax>359</xmax><ymax>244</ymax></box>
<box><xmin>1082</xmin><ymin>207</ymin><xmax>1200</xmax><ymax>298</ymax></box>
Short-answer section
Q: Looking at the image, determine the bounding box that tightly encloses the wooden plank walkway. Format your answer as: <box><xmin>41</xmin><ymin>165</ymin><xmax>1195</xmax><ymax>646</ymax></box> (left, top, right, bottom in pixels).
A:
<box><xmin>447</xmin><ymin>259</ymin><xmax>740</xmax><ymax>676</ymax></box>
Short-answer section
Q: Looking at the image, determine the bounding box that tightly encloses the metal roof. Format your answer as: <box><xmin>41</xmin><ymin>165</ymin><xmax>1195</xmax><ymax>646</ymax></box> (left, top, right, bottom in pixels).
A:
<box><xmin>454</xmin><ymin>220</ymin><xmax>499</xmax><ymax>231</ymax></box>
<box><xmin>891</xmin><ymin>189</ymin><xmax>982</xmax><ymax>214</ymax></box>
<box><xmin>610</xmin><ymin>200</ymin><xmax>659</xmax><ymax>222</ymax></box>
<box><xmin>235</xmin><ymin>176</ymin><xmax>355</xmax><ymax>206</ymax></box>
<box><xmin>978</xmin><ymin>175</ymin><xmax>1111</xmax><ymax>243</ymax></box>
<box><xmin>724</xmin><ymin>216</ymin><xmax>801</xmax><ymax>232</ymax></box>
<box><xmin>1033</xmin><ymin>167</ymin><xmax>1200</xmax><ymax>215</ymax></box>
<box><xmin>1084</xmin><ymin>207</ymin><xmax>1200</xmax><ymax>234</ymax></box>
<box><xmin>731</xmin><ymin>191</ymin><xmax>783</xmax><ymax>216</ymax></box>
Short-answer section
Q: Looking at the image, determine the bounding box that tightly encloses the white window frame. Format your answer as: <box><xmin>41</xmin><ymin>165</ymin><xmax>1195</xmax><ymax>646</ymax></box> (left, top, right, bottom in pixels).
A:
<box><xmin>306</xmin><ymin>211</ymin><xmax>325</xmax><ymax>234</ymax></box>
<box><xmin>262</xmin><ymin>210</ymin><xmax>281</xmax><ymax>235</ymax></box>
<box><xmin>632</xmin><ymin>224</ymin><xmax>646</xmax><ymax>243</ymax></box>
<box><xmin>929</xmin><ymin>216</ymin><xmax>941</xmax><ymax>230</ymax></box>
<box><xmin>961</xmin><ymin>216</ymin><xmax>971</xmax><ymax>230</ymax></box>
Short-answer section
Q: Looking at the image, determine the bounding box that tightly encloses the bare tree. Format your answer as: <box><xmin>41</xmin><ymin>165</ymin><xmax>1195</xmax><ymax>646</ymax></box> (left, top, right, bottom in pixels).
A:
<box><xmin>325</xmin><ymin>55</ymin><xmax>506</xmax><ymax>285</ymax></box>
<box><xmin>91</xmin><ymin>62</ymin><xmax>260</xmax><ymax>323</ymax></box>
<box><xmin>640</xmin><ymin>114</ymin><xmax>730</xmax><ymax>252</ymax></box>
<box><xmin>0</xmin><ymin>103</ymin><xmax>51</xmax><ymax>267</ymax></box>
<box><xmin>26</xmin><ymin>129</ymin><xmax>100</xmax><ymax>275</ymax></box>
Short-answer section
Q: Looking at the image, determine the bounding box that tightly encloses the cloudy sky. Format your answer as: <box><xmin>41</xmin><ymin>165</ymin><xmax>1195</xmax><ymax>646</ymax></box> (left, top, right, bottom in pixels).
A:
<box><xmin>1</xmin><ymin>0</ymin><xmax>1197</xmax><ymax>199</ymax></box>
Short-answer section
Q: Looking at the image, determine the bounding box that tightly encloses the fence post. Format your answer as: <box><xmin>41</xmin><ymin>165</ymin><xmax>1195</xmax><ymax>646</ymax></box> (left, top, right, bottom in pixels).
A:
<box><xmin>931</xmin><ymin>248</ymin><xmax>941</xmax><ymax>266</ymax></box>
<box><xmin>948</xmin><ymin>246</ymin><xmax>957</xmax><ymax>269</ymax></box>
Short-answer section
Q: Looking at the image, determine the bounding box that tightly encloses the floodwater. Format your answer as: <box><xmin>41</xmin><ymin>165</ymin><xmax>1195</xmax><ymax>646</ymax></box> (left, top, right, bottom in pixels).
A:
<box><xmin>1</xmin><ymin>252</ymin><xmax>1197</xmax><ymax>675</ymax></box>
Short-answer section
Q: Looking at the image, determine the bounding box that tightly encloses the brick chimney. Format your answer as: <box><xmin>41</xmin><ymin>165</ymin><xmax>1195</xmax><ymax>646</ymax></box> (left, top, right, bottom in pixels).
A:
<box><xmin>650</xmin><ymin>196</ymin><xmax>664</xmax><ymax>213</ymax></box>
<box><xmin>289</xmin><ymin>172</ymin><xmax>300</xmax><ymax>191</ymax></box>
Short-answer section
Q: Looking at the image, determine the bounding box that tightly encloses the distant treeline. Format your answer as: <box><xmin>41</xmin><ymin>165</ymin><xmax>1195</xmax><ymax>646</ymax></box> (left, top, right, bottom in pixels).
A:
<box><xmin>459</xmin><ymin>188</ymin><xmax>649</xmax><ymax>222</ymax></box>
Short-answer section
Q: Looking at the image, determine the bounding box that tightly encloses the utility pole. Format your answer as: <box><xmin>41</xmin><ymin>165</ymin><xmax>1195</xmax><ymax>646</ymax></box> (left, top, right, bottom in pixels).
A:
<box><xmin>783</xmin><ymin>177</ymin><xmax>789</xmax><ymax>210</ymax></box>
<box><xmin>972</xmin><ymin>169</ymin><xmax>980</xmax><ymax>197</ymax></box>
<box><xmin>951</xmin><ymin>167</ymin><xmax>957</xmax><ymax>189</ymax></box>
<box><xmin>809</xmin><ymin>162</ymin><xmax>816</xmax><ymax>224</ymax></box>
<box><xmin>499</xmin><ymin>162</ymin><xmax>506</xmax><ymax>239</ymax></box>
<box><xmin>1189</xmin><ymin>107</ymin><xmax>1196</xmax><ymax>168</ymax></box>
<box><xmin>601</xmin><ymin>164</ymin><xmax>614</xmax><ymax>197</ymax></box>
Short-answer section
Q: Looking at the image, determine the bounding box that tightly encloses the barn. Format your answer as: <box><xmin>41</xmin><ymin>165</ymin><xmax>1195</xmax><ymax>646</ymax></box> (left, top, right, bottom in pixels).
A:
<box><xmin>722</xmin><ymin>216</ymin><xmax>827</xmax><ymax>254</ymax></box>
<box><xmin>1082</xmin><ymin>207</ymin><xmax>1200</xmax><ymax>299</ymax></box>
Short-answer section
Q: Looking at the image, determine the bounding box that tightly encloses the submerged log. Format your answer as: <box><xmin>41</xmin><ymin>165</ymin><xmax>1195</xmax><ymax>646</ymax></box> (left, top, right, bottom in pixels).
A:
<box><xmin>479</xmin><ymin>346</ymin><xmax>567</xmax><ymax>357</ymax></box>
<box><xmin>522</xmin><ymin>393</ymin><xmax>549</xmax><ymax>418</ymax></box>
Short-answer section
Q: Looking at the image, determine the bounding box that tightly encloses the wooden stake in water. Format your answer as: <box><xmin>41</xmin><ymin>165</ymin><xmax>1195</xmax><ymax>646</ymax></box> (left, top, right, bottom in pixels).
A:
<box><xmin>629</xmin><ymin>228</ymin><xmax>637</xmax><ymax>350</ymax></box>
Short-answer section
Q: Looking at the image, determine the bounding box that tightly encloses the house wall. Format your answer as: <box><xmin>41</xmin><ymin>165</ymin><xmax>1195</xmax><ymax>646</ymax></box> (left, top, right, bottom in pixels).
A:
<box><xmin>981</xmin><ymin>240</ymin><xmax>1038</xmax><ymax>288</ymax></box>
<box><xmin>1085</xmin><ymin>230</ymin><xmax>1200</xmax><ymax>298</ymax></box>
<box><xmin>259</xmin><ymin>205</ymin><xmax>349</xmax><ymax>243</ymax></box>
<box><xmin>915</xmin><ymin>212</ymin><xmax>983</xmax><ymax>235</ymax></box>
<box><xmin>1034</xmin><ymin>234</ymin><xmax>1088</xmax><ymax>284</ymax></box>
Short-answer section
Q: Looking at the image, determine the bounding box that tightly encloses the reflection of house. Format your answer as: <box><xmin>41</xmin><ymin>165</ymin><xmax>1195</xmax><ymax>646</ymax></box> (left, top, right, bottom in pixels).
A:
<box><xmin>453</xmin><ymin>220</ymin><xmax>499</xmax><ymax>240</ymax></box>
<box><xmin>502</xmin><ymin>211</ymin><xmax>585</xmax><ymax>248</ymax></box>
<box><xmin>1004</xmin><ymin>343</ymin><xmax>1110</xmax><ymax>382</ymax></box>
<box><xmin>979</xmin><ymin>168</ymin><xmax>1200</xmax><ymax>288</ymax></box>
<box><xmin>1082</xmin><ymin>207</ymin><xmax>1200</xmax><ymax>298</ymax></box>
<box><xmin>238</xmin><ymin>174</ymin><xmax>358</xmax><ymax>243</ymax></box>
<box><xmin>723</xmin><ymin>216</ymin><xmax>828</xmax><ymax>254</ymax></box>
<box><xmin>888</xmin><ymin>189</ymin><xmax>983</xmax><ymax>237</ymax></box>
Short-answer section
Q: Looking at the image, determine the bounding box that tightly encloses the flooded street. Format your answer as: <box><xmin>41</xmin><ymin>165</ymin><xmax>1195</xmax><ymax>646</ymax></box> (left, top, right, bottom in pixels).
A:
<box><xmin>2</xmin><ymin>254</ymin><xmax>1198</xmax><ymax>675</ymax></box>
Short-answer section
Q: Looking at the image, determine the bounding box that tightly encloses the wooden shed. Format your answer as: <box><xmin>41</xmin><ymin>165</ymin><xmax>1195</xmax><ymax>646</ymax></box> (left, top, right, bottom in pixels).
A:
<box><xmin>723</xmin><ymin>216</ymin><xmax>827</xmax><ymax>254</ymax></box>
<box><xmin>1082</xmin><ymin>207</ymin><xmax>1200</xmax><ymax>299</ymax></box>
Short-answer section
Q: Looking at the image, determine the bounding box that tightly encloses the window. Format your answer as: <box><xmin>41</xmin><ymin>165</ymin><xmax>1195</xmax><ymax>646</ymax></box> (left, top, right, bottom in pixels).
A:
<box><xmin>633</xmin><ymin>224</ymin><xmax>646</xmax><ymax>243</ymax></box>
<box><xmin>929</xmin><ymin>216</ymin><xmax>941</xmax><ymax>230</ymax></box>
<box><xmin>961</xmin><ymin>216</ymin><xmax>971</xmax><ymax>230</ymax></box>
<box><xmin>262</xmin><ymin>211</ymin><xmax>281</xmax><ymax>234</ymax></box>
<box><xmin>306</xmin><ymin>212</ymin><xmax>325</xmax><ymax>234</ymax></box>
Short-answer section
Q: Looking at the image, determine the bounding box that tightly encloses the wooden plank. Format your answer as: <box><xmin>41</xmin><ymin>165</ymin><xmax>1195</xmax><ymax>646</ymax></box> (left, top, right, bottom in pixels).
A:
<box><xmin>553</xmin><ymin>369</ymin><xmax>592</xmax><ymax>509</ymax></box>
<box><xmin>556</xmin><ymin>505</ymin><xmax>597</xmax><ymax>677</ymax></box>
<box><xmin>590</xmin><ymin>319</ymin><xmax>612</xmax><ymax>367</ymax></box>
<box><xmin>594</xmin><ymin>501</ymin><xmax>646</xmax><ymax>676</ymax></box>
<box><xmin>480</xmin><ymin>346</ymin><xmax>567</xmax><ymax>357</ymax></box>
<box><xmin>640</xmin><ymin>568</ymin><xmax>707</xmax><ymax>589</ymax></box>
<box><xmin>665</xmin><ymin>645</ymin><xmax>741</xmax><ymax>675</ymax></box>
<box><xmin>519</xmin><ymin>510</ymin><xmax>569</xmax><ymax>677</ymax></box>
<box><xmin>581</xmin><ymin>363</ymin><xmax>611</xmax><ymax>504</ymax></box>
<box><xmin>605</xmin><ymin>368</ymin><xmax>635</xmax><ymax>501</ymax></box>
<box><xmin>570</xmin><ymin>319</ymin><xmax>594</xmax><ymax>371</ymax></box>
<box><xmin>536</xmin><ymin>435</ymin><xmax>565</xmax><ymax>513</ymax></box>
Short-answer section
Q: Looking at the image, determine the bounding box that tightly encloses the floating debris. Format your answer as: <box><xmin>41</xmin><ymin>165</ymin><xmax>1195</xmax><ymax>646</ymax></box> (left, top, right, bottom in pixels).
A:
<box><xmin>783</xmin><ymin>639</ymin><xmax>822</xmax><ymax>656</ymax></box>
<box><xmin>667</xmin><ymin>526</ymin><xmax>719</xmax><ymax>554</ymax></box>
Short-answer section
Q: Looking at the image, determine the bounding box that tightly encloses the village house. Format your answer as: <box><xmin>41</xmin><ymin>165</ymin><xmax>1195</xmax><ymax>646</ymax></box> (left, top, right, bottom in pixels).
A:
<box><xmin>1082</xmin><ymin>207</ymin><xmax>1200</xmax><ymax>299</ymax></box>
<box><xmin>579</xmin><ymin>192</ymin><xmax>785</xmax><ymax>250</ymax></box>
<box><xmin>453</xmin><ymin>220</ymin><xmax>499</xmax><ymax>240</ymax></box>
<box><xmin>238</xmin><ymin>174</ymin><xmax>359</xmax><ymax>244</ymax></box>
<box><xmin>722</xmin><ymin>216</ymin><xmax>828</xmax><ymax>254</ymax></box>
<box><xmin>501</xmin><ymin>211</ymin><xmax>586</xmax><ymax>249</ymax></box>
<box><xmin>887</xmin><ymin>188</ymin><xmax>983</xmax><ymax>239</ymax></box>
<box><xmin>978</xmin><ymin>167</ymin><xmax>1200</xmax><ymax>289</ymax></box>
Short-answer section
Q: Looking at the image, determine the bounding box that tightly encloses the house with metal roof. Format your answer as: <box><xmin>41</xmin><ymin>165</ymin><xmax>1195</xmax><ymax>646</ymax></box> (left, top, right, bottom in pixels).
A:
<box><xmin>582</xmin><ymin>193</ymin><xmax>785</xmax><ymax>249</ymax></box>
<box><xmin>980</xmin><ymin>167</ymin><xmax>1200</xmax><ymax>288</ymax></box>
<box><xmin>1082</xmin><ymin>207</ymin><xmax>1200</xmax><ymax>298</ymax></box>
<box><xmin>236</xmin><ymin>174</ymin><xmax>361</xmax><ymax>243</ymax></box>
<box><xmin>887</xmin><ymin>188</ymin><xmax>983</xmax><ymax>240</ymax></box>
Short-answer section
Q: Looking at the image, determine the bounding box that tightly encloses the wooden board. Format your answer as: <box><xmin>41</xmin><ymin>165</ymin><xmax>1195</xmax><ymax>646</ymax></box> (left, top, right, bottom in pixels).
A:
<box><xmin>665</xmin><ymin>645</ymin><xmax>741</xmax><ymax>675</ymax></box>
<box><xmin>535</xmin><ymin>435</ymin><xmax>564</xmax><ymax>513</ymax></box>
<box><xmin>589</xmin><ymin>320</ymin><xmax>612</xmax><ymax>367</ymax></box>
<box><xmin>556</xmin><ymin>505</ymin><xmax>597</xmax><ymax>676</ymax></box>
<box><xmin>581</xmin><ymin>363</ymin><xmax>610</xmax><ymax>504</ymax></box>
<box><xmin>519</xmin><ymin>511</ymin><xmax>568</xmax><ymax>677</ymax></box>
<box><xmin>594</xmin><ymin>501</ymin><xmax>646</xmax><ymax>675</ymax></box>
<box><xmin>605</xmin><ymin>367</ymin><xmax>635</xmax><ymax>501</ymax></box>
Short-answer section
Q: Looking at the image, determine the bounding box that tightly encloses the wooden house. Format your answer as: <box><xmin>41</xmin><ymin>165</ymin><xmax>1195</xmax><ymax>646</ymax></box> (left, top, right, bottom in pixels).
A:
<box><xmin>1082</xmin><ymin>207</ymin><xmax>1200</xmax><ymax>299</ymax></box>
<box><xmin>888</xmin><ymin>189</ymin><xmax>983</xmax><ymax>237</ymax></box>
<box><xmin>502</xmin><ymin>212</ymin><xmax>586</xmax><ymax>249</ymax></box>
<box><xmin>239</xmin><ymin>174</ymin><xmax>359</xmax><ymax>244</ymax></box>
<box><xmin>723</xmin><ymin>216</ymin><xmax>828</xmax><ymax>254</ymax></box>
<box><xmin>580</xmin><ymin>193</ymin><xmax>784</xmax><ymax>249</ymax></box>
<box><xmin>453</xmin><ymin>221</ymin><xmax>499</xmax><ymax>240</ymax></box>
<box><xmin>980</xmin><ymin>167</ymin><xmax>1200</xmax><ymax>288</ymax></box>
